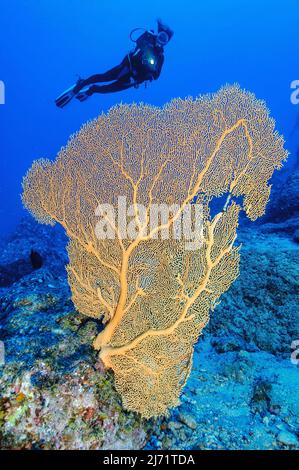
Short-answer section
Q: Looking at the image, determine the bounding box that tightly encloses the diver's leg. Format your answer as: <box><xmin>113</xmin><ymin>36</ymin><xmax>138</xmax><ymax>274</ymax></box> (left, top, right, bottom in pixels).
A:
<box><xmin>76</xmin><ymin>77</ymin><xmax>141</xmax><ymax>101</ymax></box>
<box><xmin>88</xmin><ymin>79</ymin><xmax>136</xmax><ymax>94</ymax></box>
<box><xmin>76</xmin><ymin>57</ymin><xmax>130</xmax><ymax>91</ymax></box>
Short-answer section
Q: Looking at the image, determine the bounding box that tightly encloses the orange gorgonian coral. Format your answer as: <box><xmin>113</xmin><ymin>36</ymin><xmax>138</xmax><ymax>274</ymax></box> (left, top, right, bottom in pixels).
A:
<box><xmin>22</xmin><ymin>85</ymin><xmax>288</xmax><ymax>418</ymax></box>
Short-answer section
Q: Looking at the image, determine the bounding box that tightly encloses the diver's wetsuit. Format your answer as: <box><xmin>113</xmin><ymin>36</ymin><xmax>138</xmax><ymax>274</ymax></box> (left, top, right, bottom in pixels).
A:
<box><xmin>76</xmin><ymin>31</ymin><xmax>165</xmax><ymax>95</ymax></box>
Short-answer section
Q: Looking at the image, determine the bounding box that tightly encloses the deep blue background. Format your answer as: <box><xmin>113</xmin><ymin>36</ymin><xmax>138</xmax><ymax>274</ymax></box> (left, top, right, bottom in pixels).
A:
<box><xmin>1</xmin><ymin>0</ymin><xmax>299</xmax><ymax>236</ymax></box>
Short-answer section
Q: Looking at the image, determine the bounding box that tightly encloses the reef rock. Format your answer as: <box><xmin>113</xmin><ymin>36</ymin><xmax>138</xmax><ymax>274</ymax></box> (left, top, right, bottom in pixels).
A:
<box><xmin>0</xmin><ymin>216</ymin><xmax>298</xmax><ymax>449</ymax></box>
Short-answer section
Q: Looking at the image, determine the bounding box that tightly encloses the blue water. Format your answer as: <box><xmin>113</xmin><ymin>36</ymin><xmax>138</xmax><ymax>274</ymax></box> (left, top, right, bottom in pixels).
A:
<box><xmin>1</xmin><ymin>0</ymin><xmax>299</xmax><ymax>236</ymax></box>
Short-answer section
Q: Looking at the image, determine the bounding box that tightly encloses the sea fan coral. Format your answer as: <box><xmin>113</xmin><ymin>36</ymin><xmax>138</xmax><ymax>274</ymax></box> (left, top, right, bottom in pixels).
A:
<box><xmin>22</xmin><ymin>85</ymin><xmax>288</xmax><ymax>418</ymax></box>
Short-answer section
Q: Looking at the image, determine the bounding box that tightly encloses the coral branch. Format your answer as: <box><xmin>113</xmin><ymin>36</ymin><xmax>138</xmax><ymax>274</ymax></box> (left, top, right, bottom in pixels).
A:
<box><xmin>22</xmin><ymin>85</ymin><xmax>288</xmax><ymax>418</ymax></box>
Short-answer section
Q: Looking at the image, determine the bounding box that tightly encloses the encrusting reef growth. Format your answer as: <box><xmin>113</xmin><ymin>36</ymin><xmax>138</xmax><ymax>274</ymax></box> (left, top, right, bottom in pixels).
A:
<box><xmin>22</xmin><ymin>85</ymin><xmax>288</xmax><ymax>418</ymax></box>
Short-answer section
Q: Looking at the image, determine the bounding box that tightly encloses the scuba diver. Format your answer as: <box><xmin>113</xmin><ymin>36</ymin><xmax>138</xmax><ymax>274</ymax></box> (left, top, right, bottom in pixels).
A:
<box><xmin>55</xmin><ymin>19</ymin><xmax>173</xmax><ymax>108</ymax></box>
